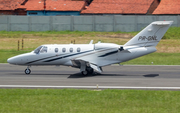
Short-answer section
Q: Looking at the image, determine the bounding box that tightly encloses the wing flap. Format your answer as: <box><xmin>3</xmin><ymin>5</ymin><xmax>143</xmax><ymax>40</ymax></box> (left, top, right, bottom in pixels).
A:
<box><xmin>89</xmin><ymin>63</ymin><xmax>102</xmax><ymax>73</ymax></box>
<box><xmin>71</xmin><ymin>59</ymin><xmax>102</xmax><ymax>73</ymax></box>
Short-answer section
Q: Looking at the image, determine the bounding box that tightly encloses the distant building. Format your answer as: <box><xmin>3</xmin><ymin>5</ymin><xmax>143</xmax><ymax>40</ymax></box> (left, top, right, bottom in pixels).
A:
<box><xmin>24</xmin><ymin>0</ymin><xmax>86</xmax><ymax>16</ymax></box>
<box><xmin>0</xmin><ymin>0</ymin><xmax>27</xmax><ymax>15</ymax></box>
<box><xmin>153</xmin><ymin>0</ymin><xmax>180</xmax><ymax>14</ymax></box>
<box><xmin>0</xmin><ymin>0</ymin><xmax>86</xmax><ymax>16</ymax></box>
<box><xmin>81</xmin><ymin>0</ymin><xmax>160</xmax><ymax>15</ymax></box>
<box><xmin>0</xmin><ymin>0</ymin><xmax>179</xmax><ymax>16</ymax></box>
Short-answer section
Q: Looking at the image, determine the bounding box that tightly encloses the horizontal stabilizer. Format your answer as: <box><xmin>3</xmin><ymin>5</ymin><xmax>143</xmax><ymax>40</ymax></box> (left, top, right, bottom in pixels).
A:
<box><xmin>152</xmin><ymin>21</ymin><xmax>172</xmax><ymax>26</ymax></box>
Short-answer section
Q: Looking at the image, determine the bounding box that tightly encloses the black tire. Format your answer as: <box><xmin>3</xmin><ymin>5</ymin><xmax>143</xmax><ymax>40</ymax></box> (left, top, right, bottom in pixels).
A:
<box><xmin>87</xmin><ymin>68</ymin><xmax>94</xmax><ymax>75</ymax></box>
<box><xmin>81</xmin><ymin>71</ymin><xmax>88</xmax><ymax>76</ymax></box>
<box><xmin>25</xmin><ymin>69</ymin><xmax>31</xmax><ymax>75</ymax></box>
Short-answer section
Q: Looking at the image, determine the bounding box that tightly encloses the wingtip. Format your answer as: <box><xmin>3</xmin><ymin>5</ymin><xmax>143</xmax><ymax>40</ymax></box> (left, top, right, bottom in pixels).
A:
<box><xmin>152</xmin><ymin>21</ymin><xmax>173</xmax><ymax>25</ymax></box>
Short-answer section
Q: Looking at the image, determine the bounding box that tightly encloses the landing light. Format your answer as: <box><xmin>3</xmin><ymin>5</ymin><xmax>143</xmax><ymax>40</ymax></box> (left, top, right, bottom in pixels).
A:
<box><xmin>148</xmin><ymin>29</ymin><xmax>152</xmax><ymax>32</ymax></box>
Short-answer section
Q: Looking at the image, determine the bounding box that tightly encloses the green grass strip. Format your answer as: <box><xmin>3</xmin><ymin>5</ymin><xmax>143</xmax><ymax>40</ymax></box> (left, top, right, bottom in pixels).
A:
<box><xmin>121</xmin><ymin>53</ymin><xmax>180</xmax><ymax>65</ymax></box>
<box><xmin>0</xmin><ymin>89</ymin><xmax>180</xmax><ymax>113</ymax></box>
<box><xmin>163</xmin><ymin>27</ymin><xmax>180</xmax><ymax>39</ymax></box>
<box><xmin>0</xmin><ymin>26</ymin><xmax>179</xmax><ymax>39</ymax></box>
<box><xmin>0</xmin><ymin>50</ymin><xmax>30</xmax><ymax>63</ymax></box>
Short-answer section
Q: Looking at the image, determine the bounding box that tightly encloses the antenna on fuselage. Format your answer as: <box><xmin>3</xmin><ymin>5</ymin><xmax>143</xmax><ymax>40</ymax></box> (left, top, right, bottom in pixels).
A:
<box><xmin>89</xmin><ymin>40</ymin><xmax>93</xmax><ymax>44</ymax></box>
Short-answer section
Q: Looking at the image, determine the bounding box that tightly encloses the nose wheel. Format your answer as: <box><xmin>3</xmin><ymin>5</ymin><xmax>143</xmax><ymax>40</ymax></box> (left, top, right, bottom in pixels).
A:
<box><xmin>25</xmin><ymin>66</ymin><xmax>31</xmax><ymax>74</ymax></box>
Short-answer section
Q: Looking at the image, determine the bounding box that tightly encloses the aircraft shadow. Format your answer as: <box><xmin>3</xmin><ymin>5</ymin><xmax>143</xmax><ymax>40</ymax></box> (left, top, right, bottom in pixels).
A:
<box><xmin>11</xmin><ymin>72</ymin><xmax>71</xmax><ymax>76</ymax></box>
<box><xmin>143</xmin><ymin>74</ymin><xmax>159</xmax><ymax>77</ymax></box>
<box><xmin>8</xmin><ymin>72</ymin><xmax>159</xmax><ymax>78</ymax></box>
<box><xmin>68</xmin><ymin>73</ymin><xmax>159</xmax><ymax>78</ymax></box>
<box><xmin>68</xmin><ymin>73</ymin><xmax>96</xmax><ymax>78</ymax></box>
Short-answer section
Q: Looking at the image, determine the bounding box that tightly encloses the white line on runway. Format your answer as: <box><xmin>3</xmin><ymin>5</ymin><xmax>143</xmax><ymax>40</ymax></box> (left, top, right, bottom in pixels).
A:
<box><xmin>0</xmin><ymin>85</ymin><xmax>180</xmax><ymax>90</ymax></box>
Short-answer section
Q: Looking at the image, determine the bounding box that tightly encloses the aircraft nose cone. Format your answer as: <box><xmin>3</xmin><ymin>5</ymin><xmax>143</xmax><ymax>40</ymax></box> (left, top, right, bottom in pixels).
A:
<box><xmin>7</xmin><ymin>57</ymin><xmax>17</xmax><ymax>65</ymax></box>
<box><xmin>7</xmin><ymin>58</ymin><xmax>13</xmax><ymax>64</ymax></box>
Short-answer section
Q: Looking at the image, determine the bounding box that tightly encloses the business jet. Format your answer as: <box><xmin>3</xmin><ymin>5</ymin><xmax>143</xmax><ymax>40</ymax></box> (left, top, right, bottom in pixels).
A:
<box><xmin>7</xmin><ymin>21</ymin><xmax>173</xmax><ymax>75</ymax></box>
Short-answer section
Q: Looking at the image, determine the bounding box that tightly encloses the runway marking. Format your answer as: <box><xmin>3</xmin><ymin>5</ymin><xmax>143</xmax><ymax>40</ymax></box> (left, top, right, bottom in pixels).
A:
<box><xmin>0</xmin><ymin>85</ymin><xmax>180</xmax><ymax>90</ymax></box>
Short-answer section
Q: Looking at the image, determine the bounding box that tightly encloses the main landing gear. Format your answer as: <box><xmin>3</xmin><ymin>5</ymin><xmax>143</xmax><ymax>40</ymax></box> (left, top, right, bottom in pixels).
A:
<box><xmin>25</xmin><ymin>66</ymin><xmax>31</xmax><ymax>75</ymax></box>
<box><xmin>81</xmin><ymin>68</ymin><xmax>94</xmax><ymax>76</ymax></box>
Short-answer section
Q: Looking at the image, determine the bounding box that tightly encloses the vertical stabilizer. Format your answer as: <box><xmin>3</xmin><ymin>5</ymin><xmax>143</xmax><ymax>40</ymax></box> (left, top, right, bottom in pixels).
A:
<box><xmin>124</xmin><ymin>21</ymin><xmax>173</xmax><ymax>47</ymax></box>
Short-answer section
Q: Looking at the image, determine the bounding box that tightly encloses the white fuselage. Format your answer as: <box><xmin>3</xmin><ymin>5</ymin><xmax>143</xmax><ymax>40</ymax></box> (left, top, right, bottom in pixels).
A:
<box><xmin>7</xmin><ymin>43</ymin><xmax>156</xmax><ymax>67</ymax></box>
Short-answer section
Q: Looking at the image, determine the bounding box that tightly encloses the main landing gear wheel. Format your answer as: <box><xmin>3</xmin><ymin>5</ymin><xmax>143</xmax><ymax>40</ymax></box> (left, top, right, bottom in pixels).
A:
<box><xmin>81</xmin><ymin>71</ymin><xmax>88</xmax><ymax>76</ymax></box>
<box><xmin>81</xmin><ymin>68</ymin><xmax>94</xmax><ymax>76</ymax></box>
<box><xmin>25</xmin><ymin>69</ymin><xmax>31</xmax><ymax>75</ymax></box>
<box><xmin>87</xmin><ymin>68</ymin><xmax>94</xmax><ymax>75</ymax></box>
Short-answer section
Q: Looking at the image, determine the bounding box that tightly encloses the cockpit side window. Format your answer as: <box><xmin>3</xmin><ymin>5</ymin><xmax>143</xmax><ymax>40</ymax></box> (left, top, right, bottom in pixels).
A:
<box><xmin>40</xmin><ymin>46</ymin><xmax>47</xmax><ymax>53</ymax></box>
<box><xmin>34</xmin><ymin>46</ymin><xmax>43</xmax><ymax>54</ymax></box>
<box><xmin>34</xmin><ymin>46</ymin><xmax>47</xmax><ymax>54</ymax></box>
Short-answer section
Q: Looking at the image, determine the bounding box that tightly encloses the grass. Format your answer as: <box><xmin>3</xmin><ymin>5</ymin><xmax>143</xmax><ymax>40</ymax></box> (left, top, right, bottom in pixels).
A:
<box><xmin>0</xmin><ymin>27</ymin><xmax>179</xmax><ymax>39</ymax></box>
<box><xmin>0</xmin><ymin>50</ymin><xmax>30</xmax><ymax>63</ymax></box>
<box><xmin>0</xmin><ymin>30</ymin><xmax>136</xmax><ymax>37</ymax></box>
<box><xmin>121</xmin><ymin>53</ymin><xmax>180</xmax><ymax>65</ymax></box>
<box><xmin>163</xmin><ymin>27</ymin><xmax>180</xmax><ymax>39</ymax></box>
<box><xmin>0</xmin><ymin>89</ymin><xmax>180</xmax><ymax>113</ymax></box>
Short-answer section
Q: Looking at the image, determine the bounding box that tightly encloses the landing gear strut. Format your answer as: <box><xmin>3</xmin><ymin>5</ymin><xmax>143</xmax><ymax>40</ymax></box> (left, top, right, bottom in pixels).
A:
<box><xmin>25</xmin><ymin>66</ymin><xmax>31</xmax><ymax>75</ymax></box>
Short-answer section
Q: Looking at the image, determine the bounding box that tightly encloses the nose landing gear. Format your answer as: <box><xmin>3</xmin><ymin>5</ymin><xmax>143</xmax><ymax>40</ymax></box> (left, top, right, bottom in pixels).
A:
<box><xmin>25</xmin><ymin>66</ymin><xmax>31</xmax><ymax>75</ymax></box>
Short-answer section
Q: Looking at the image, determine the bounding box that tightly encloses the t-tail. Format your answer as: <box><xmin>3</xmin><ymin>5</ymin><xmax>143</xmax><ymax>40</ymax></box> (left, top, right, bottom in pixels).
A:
<box><xmin>124</xmin><ymin>21</ymin><xmax>173</xmax><ymax>47</ymax></box>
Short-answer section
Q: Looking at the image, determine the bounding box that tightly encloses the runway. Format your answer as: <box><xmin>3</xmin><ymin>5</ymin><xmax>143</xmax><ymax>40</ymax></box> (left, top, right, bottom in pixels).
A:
<box><xmin>0</xmin><ymin>64</ymin><xmax>180</xmax><ymax>90</ymax></box>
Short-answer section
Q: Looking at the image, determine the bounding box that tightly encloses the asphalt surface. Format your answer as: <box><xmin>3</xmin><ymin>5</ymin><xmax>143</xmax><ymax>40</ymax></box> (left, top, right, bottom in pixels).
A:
<box><xmin>0</xmin><ymin>64</ymin><xmax>180</xmax><ymax>89</ymax></box>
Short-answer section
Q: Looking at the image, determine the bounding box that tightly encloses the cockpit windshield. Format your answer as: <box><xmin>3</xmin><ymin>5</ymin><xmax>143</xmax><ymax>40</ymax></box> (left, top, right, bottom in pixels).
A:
<box><xmin>34</xmin><ymin>46</ymin><xmax>47</xmax><ymax>54</ymax></box>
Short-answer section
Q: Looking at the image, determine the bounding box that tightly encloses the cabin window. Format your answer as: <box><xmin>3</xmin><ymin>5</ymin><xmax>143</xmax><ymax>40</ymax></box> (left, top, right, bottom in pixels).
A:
<box><xmin>69</xmin><ymin>48</ymin><xmax>73</xmax><ymax>52</ymax></box>
<box><xmin>55</xmin><ymin>48</ymin><xmax>58</xmax><ymax>53</ymax></box>
<box><xmin>77</xmin><ymin>47</ymin><xmax>81</xmax><ymax>52</ymax></box>
<box><xmin>62</xmin><ymin>48</ymin><xmax>66</xmax><ymax>52</ymax></box>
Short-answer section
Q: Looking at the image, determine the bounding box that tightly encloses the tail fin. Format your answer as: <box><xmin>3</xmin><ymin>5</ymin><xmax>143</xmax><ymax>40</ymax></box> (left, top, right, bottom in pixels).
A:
<box><xmin>124</xmin><ymin>21</ymin><xmax>173</xmax><ymax>47</ymax></box>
